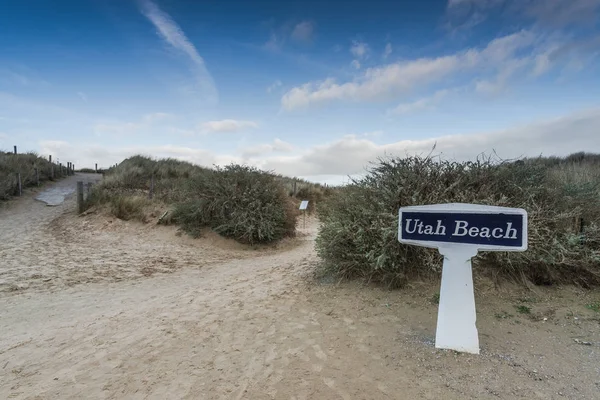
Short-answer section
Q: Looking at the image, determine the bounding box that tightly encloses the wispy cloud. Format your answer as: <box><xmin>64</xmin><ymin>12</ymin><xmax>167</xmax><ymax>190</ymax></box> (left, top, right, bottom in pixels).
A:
<box><xmin>200</xmin><ymin>119</ymin><xmax>259</xmax><ymax>133</ymax></box>
<box><xmin>0</xmin><ymin>67</ymin><xmax>50</xmax><ymax>87</ymax></box>
<box><xmin>93</xmin><ymin>113</ymin><xmax>175</xmax><ymax>136</ymax></box>
<box><xmin>138</xmin><ymin>0</ymin><xmax>218</xmax><ymax>104</ymax></box>
<box><xmin>350</xmin><ymin>40</ymin><xmax>369</xmax><ymax>59</ymax></box>
<box><xmin>350</xmin><ymin>60</ymin><xmax>361</xmax><ymax>70</ymax></box>
<box><xmin>383</xmin><ymin>43</ymin><xmax>392</xmax><ymax>59</ymax></box>
<box><xmin>77</xmin><ymin>92</ymin><xmax>88</xmax><ymax>103</ymax></box>
<box><xmin>267</xmin><ymin>80</ymin><xmax>283</xmax><ymax>93</ymax></box>
<box><xmin>291</xmin><ymin>21</ymin><xmax>315</xmax><ymax>43</ymax></box>
<box><xmin>264</xmin><ymin>33</ymin><xmax>284</xmax><ymax>51</ymax></box>
<box><xmin>142</xmin><ymin>112</ymin><xmax>174</xmax><ymax>123</ymax></box>
<box><xmin>389</xmin><ymin>89</ymin><xmax>451</xmax><ymax>115</ymax></box>
<box><xmin>241</xmin><ymin>138</ymin><xmax>294</xmax><ymax>158</ymax></box>
<box><xmin>264</xmin><ymin>20</ymin><xmax>316</xmax><ymax>51</ymax></box>
<box><xmin>446</xmin><ymin>0</ymin><xmax>600</xmax><ymax>31</ymax></box>
<box><xmin>281</xmin><ymin>30</ymin><xmax>563</xmax><ymax>110</ymax></box>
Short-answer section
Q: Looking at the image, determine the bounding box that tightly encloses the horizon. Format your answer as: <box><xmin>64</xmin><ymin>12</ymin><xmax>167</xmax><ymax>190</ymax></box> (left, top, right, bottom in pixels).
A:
<box><xmin>1</xmin><ymin>0</ymin><xmax>599</xmax><ymax>185</ymax></box>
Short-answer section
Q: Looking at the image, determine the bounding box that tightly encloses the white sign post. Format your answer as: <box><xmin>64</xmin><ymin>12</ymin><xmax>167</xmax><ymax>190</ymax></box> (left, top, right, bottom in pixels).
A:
<box><xmin>299</xmin><ymin>200</ymin><xmax>309</xmax><ymax>229</ymax></box>
<box><xmin>398</xmin><ymin>203</ymin><xmax>528</xmax><ymax>354</ymax></box>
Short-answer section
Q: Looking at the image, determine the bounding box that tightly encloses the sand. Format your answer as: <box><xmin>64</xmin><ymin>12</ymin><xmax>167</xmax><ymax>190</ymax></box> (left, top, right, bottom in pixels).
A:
<box><xmin>1</xmin><ymin>175</ymin><xmax>599</xmax><ymax>399</ymax></box>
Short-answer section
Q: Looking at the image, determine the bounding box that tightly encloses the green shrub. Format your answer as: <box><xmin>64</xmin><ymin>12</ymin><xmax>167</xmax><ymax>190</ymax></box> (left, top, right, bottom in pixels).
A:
<box><xmin>87</xmin><ymin>157</ymin><xmax>298</xmax><ymax>244</ymax></box>
<box><xmin>316</xmin><ymin>155</ymin><xmax>600</xmax><ymax>288</ymax></box>
<box><xmin>172</xmin><ymin>165</ymin><xmax>298</xmax><ymax>244</ymax></box>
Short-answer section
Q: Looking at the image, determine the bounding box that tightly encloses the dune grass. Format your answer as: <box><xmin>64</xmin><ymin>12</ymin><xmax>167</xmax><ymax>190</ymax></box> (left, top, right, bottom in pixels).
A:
<box><xmin>0</xmin><ymin>151</ymin><xmax>64</xmax><ymax>200</ymax></box>
<box><xmin>86</xmin><ymin>156</ymin><xmax>311</xmax><ymax>244</ymax></box>
<box><xmin>316</xmin><ymin>153</ymin><xmax>600</xmax><ymax>288</ymax></box>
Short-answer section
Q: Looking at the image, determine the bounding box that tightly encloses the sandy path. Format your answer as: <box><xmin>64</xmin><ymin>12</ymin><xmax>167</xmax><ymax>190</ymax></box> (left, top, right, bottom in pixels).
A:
<box><xmin>0</xmin><ymin>174</ymin><xmax>262</xmax><ymax>294</ymax></box>
<box><xmin>1</xmin><ymin>177</ymin><xmax>599</xmax><ymax>399</ymax></box>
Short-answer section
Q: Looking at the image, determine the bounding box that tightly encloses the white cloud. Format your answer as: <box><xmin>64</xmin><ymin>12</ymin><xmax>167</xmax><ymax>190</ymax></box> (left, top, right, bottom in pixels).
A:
<box><xmin>33</xmin><ymin>107</ymin><xmax>600</xmax><ymax>184</ymax></box>
<box><xmin>138</xmin><ymin>0</ymin><xmax>218</xmax><ymax>104</ymax></box>
<box><xmin>77</xmin><ymin>92</ymin><xmax>88</xmax><ymax>103</ymax></box>
<box><xmin>389</xmin><ymin>89</ymin><xmax>451</xmax><ymax>115</ymax></box>
<box><xmin>259</xmin><ymin>107</ymin><xmax>600</xmax><ymax>179</ymax></box>
<box><xmin>241</xmin><ymin>138</ymin><xmax>294</xmax><ymax>158</ymax></box>
<box><xmin>281</xmin><ymin>30</ymin><xmax>550</xmax><ymax>110</ymax></box>
<box><xmin>383</xmin><ymin>43</ymin><xmax>392</xmax><ymax>59</ymax></box>
<box><xmin>350</xmin><ymin>40</ymin><xmax>369</xmax><ymax>59</ymax></box>
<box><xmin>267</xmin><ymin>80</ymin><xmax>283</xmax><ymax>93</ymax></box>
<box><xmin>350</xmin><ymin>60</ymin><xmax>361</xmax><ymax>70</ymax></box>
<box><xmin>291</xmin><ymin>21</ymin><xmax>315</xmax><ymax>43</ymax></box>
<box><xmin>38</xmin><ymin>141</ymin><xmax>240</xmax><ymax>171</ymax></box>
<box><xmin>200</xmin><ymin>119</ymin><xmax>259</xmax><ymax>133</ymax></box>
<box><xmin>475</xmin><ymin>57</ymin><xmax>530</xmax><ymax>94</ymax></box>
<box><xmin>281</xmin><ymin>55</ymin><xmax>461</xmax><ymax>110</ymax></box>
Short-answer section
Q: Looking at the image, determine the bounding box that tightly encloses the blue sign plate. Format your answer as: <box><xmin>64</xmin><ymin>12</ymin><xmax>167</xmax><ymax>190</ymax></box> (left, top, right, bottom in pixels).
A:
<box><xmin>398</xmin><ymin>204</ymin><xmax>527</xmax><ymax>251</ymax></box>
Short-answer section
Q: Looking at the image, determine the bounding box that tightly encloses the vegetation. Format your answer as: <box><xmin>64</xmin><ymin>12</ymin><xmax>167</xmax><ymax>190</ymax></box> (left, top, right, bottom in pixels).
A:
<box><xmin>86</xmin><ymin>156</ymin><xmax>309</xmax><ymax>244</ymax></box>
<box><xmin>76</xmin><ymin>167</ymin><xmax>104</xmax><ymax>174</ymax></box>
<box><xmin>494</xmin><ymin>311</ymin><xmax>513</xmax><ymax>319</ymax></box>
<box><xmin>275</xmin><ymin>176</ymin><xmax>334</xmax><ymax>214</ymax></box>
<box><xmin>515</xmin><ymin>305</ymin><xmax>532</xmax><ymax>314</ymax></box>
<box><xmin>0</xmin><ymin>151</ymin><xmax>63</xmax><ymax>200</ymax></box>
<box><xmin>316</xmin><ymin>152</ymin><xmax>600</xmax><ymax>288</ymax></box>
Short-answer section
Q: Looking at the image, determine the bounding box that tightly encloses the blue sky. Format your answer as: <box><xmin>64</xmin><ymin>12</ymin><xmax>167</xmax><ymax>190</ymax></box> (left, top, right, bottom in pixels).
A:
<box><xmin>1</xmin><ymin>0</ymin><xmax>599</xmax><ymax>183</ymax></box>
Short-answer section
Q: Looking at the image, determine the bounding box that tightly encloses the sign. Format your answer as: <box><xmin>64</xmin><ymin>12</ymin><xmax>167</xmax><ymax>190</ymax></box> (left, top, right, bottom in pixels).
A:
<box><xmin>398</xmin><ymin>203</ymin><xmax>528</xmax><ymax>354</ymax></box>
<box><xmin>299</xmin><ymin>200</ymin><xmax>309</xmax><ymax>210</ymax></box>
<box><xmin>399</xmin><ymin>208</ymin><xmax>527</xmax><ymax>250</ymax></box>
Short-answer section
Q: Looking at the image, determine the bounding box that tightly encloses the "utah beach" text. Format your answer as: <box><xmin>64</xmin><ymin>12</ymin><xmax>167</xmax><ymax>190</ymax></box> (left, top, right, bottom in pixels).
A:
<box><xmin>405</xmin><ymin>219</ymin><xmax>518</xmax><ymax>239</ymax></box>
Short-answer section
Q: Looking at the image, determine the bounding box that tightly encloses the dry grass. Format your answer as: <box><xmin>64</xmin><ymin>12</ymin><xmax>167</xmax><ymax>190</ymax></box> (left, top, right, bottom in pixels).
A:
<box><xmin>0</xmin><ymin>151</ymin><xmax>63</xmax><ymax>200</ymax></box>
<box><xmin>316</xmin><ymin>153</ymin><xmax>600</xmax><ymax>288</ymax></box>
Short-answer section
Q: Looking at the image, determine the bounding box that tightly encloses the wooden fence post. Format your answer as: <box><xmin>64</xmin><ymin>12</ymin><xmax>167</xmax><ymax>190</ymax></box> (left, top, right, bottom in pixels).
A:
<box><xmin>59</xmin><ymin>163</ymin><xmax>62</xmax><ymax>177</ymax></box>
<box><xmin>49</xmin><ymin>155</ymin><xmax>52</xmax><ymax>163</ymax></box>
<box><xmin>77</xmin><ymin>181</ymin><xmax>84</xmax><ymax>214</ymax></box>
<box><xmin>95</xmin><ymin>163</ymin><xmax>98</xmax><ymax>173</ymax></box>
<box><xmin>17</xmin><ymin>173</ymin><xmax>22</xmax><ymax>196</ymax></box>
<box><xmin>149</xmin><ymin>174</ymin><xmax>154</xmax><ymax>200</ymax></box>
<box><xmin>293</xmin><ymin>181</ymin><xmax>297</xmax><ymax>196</ymax></box>
<box><xmin>14</xmin><ymin>146</ymin><xmax>17</xmax><ymax>155</ymax></box>
<box><xmin>35</xmin><ymin>168</ymin><xmax>39</xmax><ymax>186</ymax></box>
<box><xmin>72</xmin><ymin>164</ymin><xmax>75</xmax><ymax>174</ymax></box>
<box><xmin>86</xmin><ymin>182</ymin><xmax>93</xmax><ymax>199</ymax></box>
<box><xmin>50</xmin><ymin>164</ymin><xmax>54</xmax><ymax>180</ymax></box>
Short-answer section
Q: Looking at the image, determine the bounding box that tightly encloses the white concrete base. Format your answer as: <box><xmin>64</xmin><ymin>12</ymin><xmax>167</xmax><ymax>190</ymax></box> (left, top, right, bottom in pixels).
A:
<box><xmin>435</xmin><ymin>246</ymin><xmax>480</xmax><ymax>354</ymax></box>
